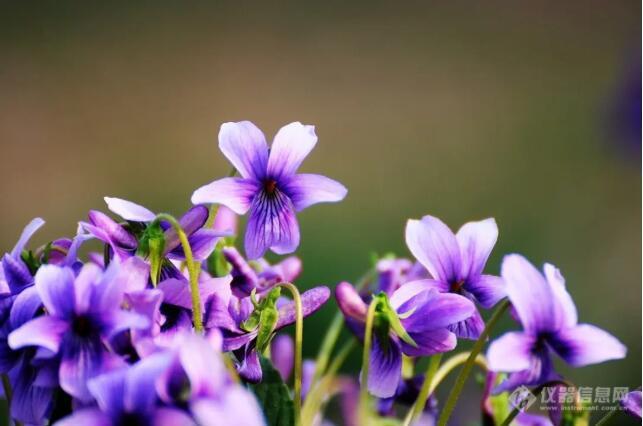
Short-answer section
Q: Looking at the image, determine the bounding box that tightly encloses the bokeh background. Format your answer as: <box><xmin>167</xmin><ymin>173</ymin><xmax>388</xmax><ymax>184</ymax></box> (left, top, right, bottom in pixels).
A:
<box><xmin>0</xmin><ymin>1</ymin><xmax>640</xmax><ymax>424</ymax></box>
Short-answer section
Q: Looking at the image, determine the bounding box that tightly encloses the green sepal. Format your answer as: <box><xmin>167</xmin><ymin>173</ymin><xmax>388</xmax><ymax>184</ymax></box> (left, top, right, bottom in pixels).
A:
<box><xmin>206</xmin><ymin>236</ymin><xmax>236</xmax><ymax>277</ymax></box>
<box><xmin>373</xmin><ymin>292</ymin><xmax>417</xmax><ymax>348</ymax></box>
<box><xmin>137</xmin><ymin>222</ymin><xmax>165</xmax><ymax>285</ymax></box>
<box><xmin>20</xmin><ymin>249</ymin><xmax>40</xmax><ymax>274</ymax></box>
<box><xmin>240</xmin><ymin>287</ymin><xmax>282</xmax><ymax>353</ymax></box>
<box><xmin>40</xmin><ymin>242</ymin><xmax>53</xmax><ymax>265</ymax></box>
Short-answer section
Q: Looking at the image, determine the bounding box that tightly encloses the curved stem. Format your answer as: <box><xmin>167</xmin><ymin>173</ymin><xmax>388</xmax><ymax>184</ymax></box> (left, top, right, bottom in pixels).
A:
<box><xmin>437</xmin><ymin>299</ymin><xmax>510</xmax><ymax>426</ymax></box>
<box><xmin>312</xmin><ymin>314</ymin><xmax>344</xmax><ymax>385</ymax></box>
<box><xmin>205</xmin><ymin>205</ymin><xmax>220</xmax><ymax>230</ymax></box>
<box><xmin>327</xmin><ymin>339</ymin><xmax>356</xmax><ymax>378</ymax></box>
<box><xmin>155</xmin><ymin>214</ymin><xmax>203</xmax><ymax>333</ymax></box>
<box><xmin>595</xmin><ymin>408</ymin><xmax>618</xmax><ymax>426</ymax></box>
<box><xmin>278</xmin><ymin>282</ymin><xmax>304</xmax><ymax>426</ymax></box>
<box><xmin>223</xmin><ymin>354</ymin><xmax>240</xmax><ymax>384</ymax></box>
<box><xmin>430</xmin><ymin>352</ymin><xmax>487</xmax><ymax>395</ymax></box>
<box><xmin>312</xmin><ymin>268</ymin><xmax>376</xmax><ymax>385</ymax></box>
<box><xmin>1</xmin><ymin>373</ymin><xmax>11</xmax><ymax>406</ymax></box>
<box><xmin>403</xmin><ymin>353</ymin><xmax>443</xmax><ymax>426</ymax></box>
<box><xmin>1</xmin><ymin>374</ymin><xmax>22</xmax><ymax>426</ymax></box>
<box><xmin>359</xmin><ymin>299</ymin><xmax>378</xmax><ymax>425</ymax></box>
<box><xmin>301</xmin><ymin>339</ymin><xmax>356</xmax><ymax>426</ymax></box>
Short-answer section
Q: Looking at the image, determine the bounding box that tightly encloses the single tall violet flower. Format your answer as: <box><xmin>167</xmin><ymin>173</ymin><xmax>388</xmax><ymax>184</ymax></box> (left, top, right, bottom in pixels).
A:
<box><xmin>487</xmin><ymin>254</ymin><xmax>626</xmax><ymax>393</ymax></box>
<box><xmin>405</xmin><ymin>215</ymin><xmax>506</xmax><ymax>339</ymax></box>
<box><xmin>191</xmin><ymin>121</ymin><xmax>347</xmax><ymax>259</ymax></box>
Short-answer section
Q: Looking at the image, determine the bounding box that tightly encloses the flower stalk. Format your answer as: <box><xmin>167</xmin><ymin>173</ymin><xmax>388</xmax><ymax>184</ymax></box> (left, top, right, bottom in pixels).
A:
<box><xmin>154</xmin><ymin>213</ymin><xmax>204</xmax><ymax>333</ymax></box>
<box><xmin>594</xmin><ymin>408</ymin><xmax>618</xmax><ymax>426</ymax></box>
<box><xmin>437</xmin><ymin>299</ymin><xmax>510</xmax><ymax>426</ymax></box>
<box><xmin>359</xmin><ymin>299</ymin><xmax>378</xmax><ymax>425</ymax></box>
<box><xmin>430</xmin><ymin>351</ymin><xmax>487</xmax><ymax>394</ymax></box>
<box><xmin>403</xmin><ymin>353</ymin><xmax>443</xmax><ymax>426</ymax></box>
<box><xmin>278</xmin><ymin>282</ymin><xmax>304</xmax><ymax>426</ymax></box>
<box><xmin>301</xmin><ymin>339</ymin><xmax>356</xmax><ymax>426</ymax></box>
<box><xmin>0</xmin><ymin>374</ymin><xmax>22</xmax><ymax>426</ymax></box>
<box><xmin>312</xmin><ymin>267</ymin><xmax>375</xmax><ymax>386</ymax></box>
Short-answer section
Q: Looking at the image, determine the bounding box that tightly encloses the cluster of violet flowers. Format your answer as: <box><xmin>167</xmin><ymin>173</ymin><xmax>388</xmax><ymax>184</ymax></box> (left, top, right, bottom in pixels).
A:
<box><xmin>0</xmin><ymin>120</ymin><xmax>637</xmax><ymax>426</ymax></box>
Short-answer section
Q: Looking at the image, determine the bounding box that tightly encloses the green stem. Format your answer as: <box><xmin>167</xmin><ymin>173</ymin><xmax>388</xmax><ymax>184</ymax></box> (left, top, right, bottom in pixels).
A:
<box><xmin>301</xmin><ymin>340</ymin><xmax>356</xmax><ymax>426</ymax></box>
<box><xmin>1</xmin><ymin>374</ymin><xmax>22</xmax><ymax>426</ymax></box>
<box><xmin>223</xmin><ymin>354</ymin><xmax>240</xmax><ymax>384</ymax></box>
<box><xmin>278</xmin><ymin>282</ymin><xmax>304</xmax><ymax>426</ymax></box>
<box><xmin>1</xmin><ymin>373</ymin><xmax>11</xmax><ymax>405</ymax></box>
<box><xmin>595</xmin><ymin>408</ymin><xmax>618</xmax><ymax>426</ymax></box>
<box><xmin>359</xmin><ymin>299</ymin><xmax>378</xmax><ymax>425</ymax></box>
<box><xmin>430</xmin><ymin>352</ymin><xmax>487</xmax><ymax>395</ymax></box>
<box><xmin>205</xmin><ymin>204</ymin><xmax>220</xmax><ymax>230</ymax></box>
<box><xmin>403</xmin><ymin>353</ymin><xmax>443</xmax><ymax>426</ymax></box>
<box><xmin>312</xmin><ymin>268</ymin><xmax>376</xmax><ymax>385</ymax></box>
<box><xmin>311</xmin><ymin>313</ymin><xmax>344</xmax><ymax>384</ymax></box>
<box><xmin>155</xmin><ymin>214</ymin><xmax>203</xmax><ymax>333</ymax></box>
<box><xmin>437</xmin><ymin>299</ymin><xmax>510</xmax><ymax>426</ymax></box>
<box><xmin>326</xmin><ymin>339</ymin><xmax>356</xmax><ymax>377</ymax></box>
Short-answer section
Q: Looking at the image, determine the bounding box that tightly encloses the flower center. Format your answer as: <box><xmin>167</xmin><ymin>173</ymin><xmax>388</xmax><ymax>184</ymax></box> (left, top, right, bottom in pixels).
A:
<box><xmin>450</xmin><ymin>280</ymin><xmax>465</xmax><ymax>293</ymax></box>
<box><xmin>119</xmin><ymin>412</ymin><xmax>147</xmax><ymax>426</ymax></box>
<box><xmin>72</xmin><ymin>315</ymin><xmax>94</xmax><ymax>337</ymax></box>
<box><xmin>264</xmin><ymin>179</ymin><xmax>278</xmax><ymax>195</ymax></box>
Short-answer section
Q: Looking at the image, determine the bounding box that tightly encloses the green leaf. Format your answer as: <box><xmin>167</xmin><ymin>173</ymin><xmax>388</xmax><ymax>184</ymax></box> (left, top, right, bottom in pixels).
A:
<box><xmin>248</xmin><ymin>356</ymin><xmax>294</xmax><ymax>426</ymax></box>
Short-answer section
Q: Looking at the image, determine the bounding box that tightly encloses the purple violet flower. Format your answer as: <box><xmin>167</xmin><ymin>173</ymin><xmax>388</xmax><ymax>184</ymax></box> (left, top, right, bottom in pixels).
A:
<box><xmin>191</xmin><ymin>121</ymin><xmax>348</xmax><ymax>259</ymax></box>
<box><xmin>377</xmin><ymin>374</ymin><xmax>438</xmax><ymax>420</ymax></box>
<box><xmin>104</xmin><ymin>197</ymin><xmax>228</xmax><ymax>262</ymax></box>
<box><xmin>55</xmin><ymin>353</ymin><xmax>195</xmax><ymax>426</ymax></box>
<box><xmin>204</xmin><ymin>280</ymin><xmax>330</xmax><ymax>383</ymax></box>
<box><xmin>81</xmin><ymin>197</ymin><xmax>227</xmax><ymax>265</ymax></box>
<box><xmin>268</xmin><ymin>334</ymin><xmax>316</xmax><ymax>399</ymax></box>
<box><xmin>620</xmin><ymin>390</ymin><xmax>642</xmax><ymax>419</ymax></box>
<box><xmin>212</xmin><ymin>205</ymin><xmax>238</xmax><ymax>235</ymax></box>
<box><xmin>156</xmin><ymin>332</ymin><xmax>265</xmax><ymax>426</ymax></box>
<box><xmin>376</xmin><ymin>257</ymin><xmax>428</xmax><ymax>296</ymax></box>
<box><xmin>405</xmin><ymin>215</ymin><xmax>506</xmax><ymax>339</ymax></box>
<box><xmin>8</xmin><ymin>261</ymin><xmax>149</xmax><ymax>402</ymax></box>
<box><xmin>1</xmin><ymin>218</ymin><xmax>45</xmax><ymax>296</ymax></box>
<box><xmin>0</xmin><ymin>286</ymin><xmax>56</xmax><ymax>425</ymax></box>
<box><xmin>487</xmin><ymin>254</ymin><xmax>627</xmax><ymax>393</ymax></box>
<box><xmin>482</xmin><ymin>371</ymin><xmax>556</xmax><ymax>426</ymax></box>
<box><xmin>223</xmin><ymin>246</ymin><xmax>302</xmax><ymax>297</ymax></box>
<box><xmin>335</xmin><ymin>281</ymin><xmax>475</xmax><ymax>398</ymax></box>
<box><xmin>270</xmin><ymin>333</ymin><xmax>294</xmax><ymax>382</ymax></box>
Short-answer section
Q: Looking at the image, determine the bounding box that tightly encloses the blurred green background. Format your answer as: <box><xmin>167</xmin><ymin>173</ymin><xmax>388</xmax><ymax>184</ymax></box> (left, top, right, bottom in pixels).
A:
<box><xmin>0</xmin><ymin>1</ymin><xmax>640</xmax><ymax>424</ymax></box>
